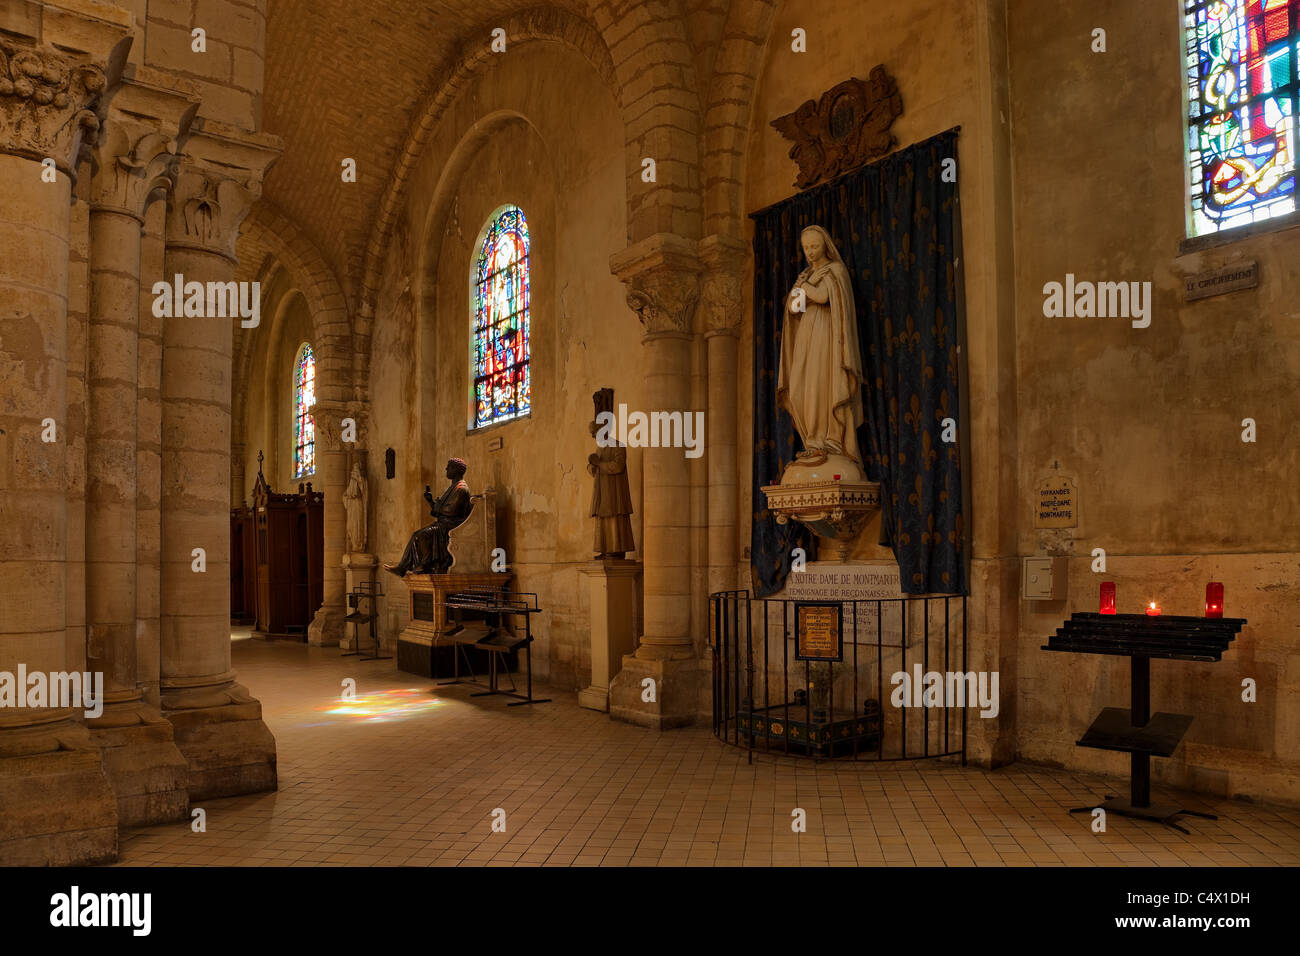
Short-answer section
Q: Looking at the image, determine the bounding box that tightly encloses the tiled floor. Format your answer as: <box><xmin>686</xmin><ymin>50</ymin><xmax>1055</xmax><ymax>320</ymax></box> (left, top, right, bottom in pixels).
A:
<box><xmin>111</xmin><ymin>636</ymin><xmax>1300</xmax><ymax>867</ymax></box>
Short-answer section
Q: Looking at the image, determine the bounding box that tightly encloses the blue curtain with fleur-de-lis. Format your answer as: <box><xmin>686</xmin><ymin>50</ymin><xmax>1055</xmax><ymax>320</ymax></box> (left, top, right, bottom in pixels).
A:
<box><xmin>750</xmin><ymin>127</ymin><xmax>965</xmax><ymax>597</ymax></box>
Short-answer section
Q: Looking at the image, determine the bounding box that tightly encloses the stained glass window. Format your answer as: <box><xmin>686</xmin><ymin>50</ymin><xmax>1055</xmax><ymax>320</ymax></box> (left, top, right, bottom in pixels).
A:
<box><xmin>1186</xmin><ymin>0</ymin><xmax>1299</xmax><ymax>236</ymax></box>
<box><xmin>471</xmin><ymin>205</ymin><xmax>531</xmax><ymax>428</ymax></box>
<box><xmin>293</xmin><ymin>342</ymin><xmax>315</xmax><ymax>478</ymax></box>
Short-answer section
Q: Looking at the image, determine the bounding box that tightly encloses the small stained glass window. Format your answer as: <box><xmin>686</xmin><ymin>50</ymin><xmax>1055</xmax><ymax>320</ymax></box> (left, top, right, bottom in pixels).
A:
<box><xmin>1185</xmin><ymin>0</ymin><xmax>1299</xmax><ymax>236</ymax></box>
<box><xmin>471</xmin><ymin>205</ymin><xmax>531</xmax><ymax>429</ymax></box>
<box><xmin>293</xmin><ymin>342</ymin><xmax>315</xmax><ymax>477</ymax></box>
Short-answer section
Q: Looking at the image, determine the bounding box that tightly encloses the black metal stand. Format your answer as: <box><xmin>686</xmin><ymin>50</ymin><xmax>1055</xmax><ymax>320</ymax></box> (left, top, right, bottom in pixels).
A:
<box><xmin>1067</xmin><ymin>657</ymin><xmax>1215</xmax><ymax>834</ymax></box>
<box><xmin>1044</xmin><ymin>612</ymin><xmax>1246</xmax><ymax>834</ymax></box>
<box><xmin>433</xmin><ymin>589</ymin><xmax>549</xmax><ymax>706</ymax></box>
<box><xmin>341</xmin><ymin>581</ymin><xmax>389</xmax><ymax>661</ymax></box>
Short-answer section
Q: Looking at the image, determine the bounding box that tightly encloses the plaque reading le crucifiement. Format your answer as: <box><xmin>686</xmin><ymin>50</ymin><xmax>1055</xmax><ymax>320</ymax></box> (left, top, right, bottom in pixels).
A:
<box><xmin>795</xmin><ymin>602</ymin><xmax>843</xmax><ymax>662</ymax></box>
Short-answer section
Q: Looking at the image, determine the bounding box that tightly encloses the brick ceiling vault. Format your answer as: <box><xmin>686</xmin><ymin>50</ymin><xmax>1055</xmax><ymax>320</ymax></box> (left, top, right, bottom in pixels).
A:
<box><xmin>245</xmin><ymin>0</ymin><xmax>779</xmax><ymax>406</ymax></box>
<box><xmin>257</xmin><ymin>0</ymin><xmax>596</xmax><ymax>318</ymax></box>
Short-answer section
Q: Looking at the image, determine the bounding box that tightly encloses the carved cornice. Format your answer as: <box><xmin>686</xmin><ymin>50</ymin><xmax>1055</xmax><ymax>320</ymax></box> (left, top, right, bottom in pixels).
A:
<box><xmin>165</xmin><ymin>120</ymin><xmax>283</xmax><ymax>261</ymax></box>
<box><xmin>771</xmin><ymin>66</ymin><xmax>903</xmax><ymax>189</ymax></box>
<box><xmin>609</xmin><ymin>234</ymin><xmax>701</xmax><ymax>338</ymax></box>
<box><xmin>0</xmin><ymin>39</ymin><xmax>123</xmax><ymax>174</ymax></box>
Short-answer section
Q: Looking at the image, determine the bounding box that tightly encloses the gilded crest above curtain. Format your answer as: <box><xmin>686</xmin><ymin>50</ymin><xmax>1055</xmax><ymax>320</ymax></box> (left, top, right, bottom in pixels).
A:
<box><xmin>750</xmin><ymin>127</ymin><xmax>966</xmax><ymax>597</ymax></box>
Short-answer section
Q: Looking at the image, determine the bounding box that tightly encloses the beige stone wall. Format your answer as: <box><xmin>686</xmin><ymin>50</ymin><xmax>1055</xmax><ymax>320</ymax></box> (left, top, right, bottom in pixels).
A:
<box><xmin>1007</xmin><ymin>0</ymin><xmax>1300</xmax><ymax>804</ymax></box>
<box><xmin>367</xmin><ymin>42</ymin><xmax>634</xmax><ymax>688</ymax></box>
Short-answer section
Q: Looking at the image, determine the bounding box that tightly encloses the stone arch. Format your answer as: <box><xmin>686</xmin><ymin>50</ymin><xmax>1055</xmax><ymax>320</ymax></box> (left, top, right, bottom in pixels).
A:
<box><xmin>587</xmin><ymin>0</ymin><xmax>704</xmax><ymax>241</ymax></box>
<box><xmin>235</xmin><ymin>199</ymin><xmax>353</xmax><ymax>460</ymax></box>
<box><xmin>353</xmin><ymin>3</ymin><xmax>703</xmax><ymax>404</ymax></box>
<box><xmin>703</xmin><ymin>0</ymin><xmax>779</xmax><ymax>238</ymax></box>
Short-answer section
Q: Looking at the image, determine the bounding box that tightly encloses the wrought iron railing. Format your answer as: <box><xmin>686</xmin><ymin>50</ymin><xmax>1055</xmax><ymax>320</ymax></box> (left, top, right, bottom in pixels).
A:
<box><xmin>709</xmin><ymin>590</ymin><xmax>967</xmax><ymax>763</ymax></box>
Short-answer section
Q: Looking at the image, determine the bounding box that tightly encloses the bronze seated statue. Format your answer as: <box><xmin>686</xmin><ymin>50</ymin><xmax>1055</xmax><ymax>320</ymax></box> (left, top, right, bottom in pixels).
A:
<box><xmin>384</xmin><ymin>458</ymin><xmax>473</xmax><ymax>576</ymax></box>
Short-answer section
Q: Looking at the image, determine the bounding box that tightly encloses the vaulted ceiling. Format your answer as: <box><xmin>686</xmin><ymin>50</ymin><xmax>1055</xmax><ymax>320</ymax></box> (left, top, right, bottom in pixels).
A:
<box><xmin>258</xmin><ymin>0</ymin><xmax>591</xmax><ymax>307</ymax></box>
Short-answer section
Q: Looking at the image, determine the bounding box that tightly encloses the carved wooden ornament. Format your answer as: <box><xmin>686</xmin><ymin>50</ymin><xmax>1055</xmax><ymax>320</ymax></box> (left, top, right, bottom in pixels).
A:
<box><xmin>771</xmin><ymin>65</ymin><xmax>903</xmax><ymax>189</ymax></box>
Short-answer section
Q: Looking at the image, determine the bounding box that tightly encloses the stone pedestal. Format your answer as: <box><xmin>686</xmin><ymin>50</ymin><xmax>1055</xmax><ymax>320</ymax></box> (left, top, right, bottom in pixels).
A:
<box><xmin>761</xmin><ymin>477</ymin><xmax>882</xmax><ymax>562</ymax></box>
<box><xmin>578</xmin><ymin>559</ymin><xmax>641</xmax><ymax>713</ymax></box>
<box><xmin>396</xmin><ymin>571</ymin><xmax>512</xmax><ymax>677</ymax></box>
<box><xmin>339</xmin><ymin>552</ymin><xmax>377</xmax><ymax>652</ymax></box>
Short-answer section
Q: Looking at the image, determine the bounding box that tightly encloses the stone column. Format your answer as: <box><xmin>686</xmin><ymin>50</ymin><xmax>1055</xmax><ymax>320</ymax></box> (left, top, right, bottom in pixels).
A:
<box><xmin>137</xmin><ymin>198</ymin><xmax>166</xmax><ymax>708</ymax></box>
<box><xmin>0</xmin><ymin>23</ymin><xmax>130</xmax><ymax>864</ymax></box>
<box><xmin>82</xmin><ymin>73</ymin><xmax>198</xmax><ymax>825</ymax></box>
<box><xmin>307</xmin><ymin>400</ymin><xmax>348</xmax><ymax>646</ymax></box>
<box><xmin>159</xmin><ymin>121</ymin><xmax>281</xmax><ymax>800</ymax></box>
<box><xmin>607</xmin><ymin>235</ymin><xmax>706</xmax><ymax>728</ymax></box>
<box><xmin>699</xmin><ymin>236</ymin><xmax>747</xmax><ymax>605</ymax></box>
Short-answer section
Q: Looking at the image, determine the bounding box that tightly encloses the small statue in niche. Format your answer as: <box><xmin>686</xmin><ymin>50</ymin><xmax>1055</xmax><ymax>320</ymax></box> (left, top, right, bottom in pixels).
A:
<box><xmin>383</xmin><ymin>458</ymin><xmax>472</xmax><ymax>576</ymax></box>
<box><xmin>343</xmin><ymin>461</ymin><xmax>368</xmax><ymax>553</ymax></box>
<box><xmin>776</xmin><ymin>225</ymin><xmax>865</xmax><ymax>473</ymax></box>
<box><xmin>588</xmin><ymin>387</ymin><xmax>635</xmax><ymax>559</ymax></box>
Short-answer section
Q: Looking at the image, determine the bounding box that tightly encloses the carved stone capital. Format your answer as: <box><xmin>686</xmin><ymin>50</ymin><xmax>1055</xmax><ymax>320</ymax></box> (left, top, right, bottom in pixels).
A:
<box><xmin>311</xmin><ymin>399</ymin><xmax>349</xmax><ymax>452</ymax></box>
<box><xmin>0</xmin><ymin>38</ymin><xmax>128</xmax><ymax>175</ymax></box>
<box><xmin>90</xmin><ymin>70</ymin><xmax>201</xmax><ymax>216</ymax></box>
<box><xmin>165</xmin><ymin>120</ymin><xmax>283</xmax><ymax>261</ymax></box>
<box><xmin>610</xmin><ymin>234</ymin><xmax>701</xmax><ymax>337</ymax></box>
<box><xmin>698</xmin><ymin>234</ymin><xmax>749</xmax><ymax>334</ymax></box>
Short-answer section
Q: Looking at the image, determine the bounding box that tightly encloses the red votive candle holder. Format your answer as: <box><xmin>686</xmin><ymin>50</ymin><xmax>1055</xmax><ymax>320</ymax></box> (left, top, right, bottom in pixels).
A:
<box><xmin>1206</xmin><ymin>582</ymin><xmax>1224</xmax><ymax>618</ymax></box>
<box><xmin>1099</xmin><ymin>582</ymin><xmax>1116</xmax><ymax>615</ymax></box>
<box><xmin>1146</xmin><ymin>601</ymin><xmax>1162</xmax><ymax>617</ymax></box>
<box><xmin>833</xmin><ymin>474</ymin><xmax>841</xmax><ymax>481</ymax></box>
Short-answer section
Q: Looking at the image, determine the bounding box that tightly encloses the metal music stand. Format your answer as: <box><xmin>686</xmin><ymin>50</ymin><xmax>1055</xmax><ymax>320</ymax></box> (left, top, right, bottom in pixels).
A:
<box><xmin>434</xmin><ymin>587</ymin><xmax>549</xmax><ymax>706</ymax></box>
<box><xmin>341</xmin><ymin>580</ymin><xmax>389</xmax><ymax>661</ymax></box>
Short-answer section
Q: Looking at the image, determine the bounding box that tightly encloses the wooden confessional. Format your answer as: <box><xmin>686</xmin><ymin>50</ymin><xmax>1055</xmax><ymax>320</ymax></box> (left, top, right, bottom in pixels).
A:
<box><xmin>230</xmin><ymin>453</ymin><xmax>324</xmax><ymax>638</ymax></box>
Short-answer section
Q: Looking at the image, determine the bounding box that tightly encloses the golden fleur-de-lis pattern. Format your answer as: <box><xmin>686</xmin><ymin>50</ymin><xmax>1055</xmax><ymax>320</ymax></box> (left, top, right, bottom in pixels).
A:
<box><xmin>750</xmin><ymin>128</ymin><xmax>965</xmax><ymax>597</ymax></box>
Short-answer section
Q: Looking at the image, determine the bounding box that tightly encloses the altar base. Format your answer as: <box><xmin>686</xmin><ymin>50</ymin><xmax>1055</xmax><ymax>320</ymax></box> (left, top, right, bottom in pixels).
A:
<box><xmin>396</xmin><ymin>571</ymin><xmax>512</xmax><ymax>678</ymax></box>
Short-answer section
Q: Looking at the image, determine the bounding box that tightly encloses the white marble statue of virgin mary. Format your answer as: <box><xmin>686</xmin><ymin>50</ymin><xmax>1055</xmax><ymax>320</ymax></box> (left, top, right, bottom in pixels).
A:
<box><xmin>776</xmin><ymin>225</ymin><xmax>865</xmax><ymax>471</ymax></box>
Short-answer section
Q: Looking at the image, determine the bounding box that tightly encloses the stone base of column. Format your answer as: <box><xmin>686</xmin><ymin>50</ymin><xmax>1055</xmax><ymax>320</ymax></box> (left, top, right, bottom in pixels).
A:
<box><xmin>608</xmin><ymin>653</ymin><xmax>707</xmax><ymax>729</ymax></box>
<box><xmin>162</xmin><ymin>683</ymin><xmax>277</xmax><ymax>801</ymax></box>
<box><xmin>88</xmin><ymin>701</ymin><xmax>190</xmax><ymax>827</ymax></box>
<box><xmin>0</xmin><ymin>724</ymin><xmax>119</xmax><ymax>865</ymax></box>
<box><xmin>307</xmin><ymin>605</ymin><xmax>345</xmax><ymax>648</ymax></box>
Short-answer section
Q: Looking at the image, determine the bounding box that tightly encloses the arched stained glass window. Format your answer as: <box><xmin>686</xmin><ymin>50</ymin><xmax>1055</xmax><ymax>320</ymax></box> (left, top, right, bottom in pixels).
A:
<box><xmin>1185</xmin><ymin>0</ymin><xmax>1299</xmax><ymax>236</ymax></box>
<box><xmin>293</xmin><ymin>342</ymin><xmax>316</xmax><ymax>478</ymax></box>
<box><xmin>471</xmin><ymin>205</ymin><xmax>531</xmax><ymax>429</ymax></box>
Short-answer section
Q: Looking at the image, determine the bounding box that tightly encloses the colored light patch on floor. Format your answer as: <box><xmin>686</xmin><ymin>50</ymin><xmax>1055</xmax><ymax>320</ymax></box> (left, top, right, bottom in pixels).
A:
<box><xmin>316</xmin><ymin>688</ymin><xmax>442</xmax><ymax>723</ymax></box>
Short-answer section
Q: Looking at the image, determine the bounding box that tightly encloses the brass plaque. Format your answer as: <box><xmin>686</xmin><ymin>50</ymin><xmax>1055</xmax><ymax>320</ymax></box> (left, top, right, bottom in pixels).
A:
<box><xmin>795</xmin><ymin>602</ymin><xmax>843</xmax><ymax>662</ymax></box>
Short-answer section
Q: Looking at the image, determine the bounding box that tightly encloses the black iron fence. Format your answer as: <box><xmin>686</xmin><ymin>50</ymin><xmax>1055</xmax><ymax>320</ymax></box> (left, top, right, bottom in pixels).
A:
<box><xmin>709</xmin><ymin>590</ymin><xmax>968</xmax><ymax>763</ymax></box>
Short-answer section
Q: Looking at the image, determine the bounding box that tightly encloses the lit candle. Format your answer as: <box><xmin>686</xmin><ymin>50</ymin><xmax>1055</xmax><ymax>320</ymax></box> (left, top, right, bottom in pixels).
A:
<box><xmin>1206</xmin><ymin>582</ymin><xmax>1223</xmax><ymax>618</ymax></box>
<box><xmin>1099</xmin><ymin>582</ymin><xmax>1116</xmax><ymax>615</ymax></box>
<box><xmin>1146</xmin><ymin>601</ymin><xmax>1161</xmax><ymax>617</ymax></box>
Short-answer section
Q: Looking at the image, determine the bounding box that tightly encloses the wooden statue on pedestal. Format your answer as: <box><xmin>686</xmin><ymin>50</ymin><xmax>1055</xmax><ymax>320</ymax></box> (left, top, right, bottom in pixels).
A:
<box><xmin>588</xmin><ymin>388</ymin><xmax>635</xmax><ymax>559</ymax></box>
